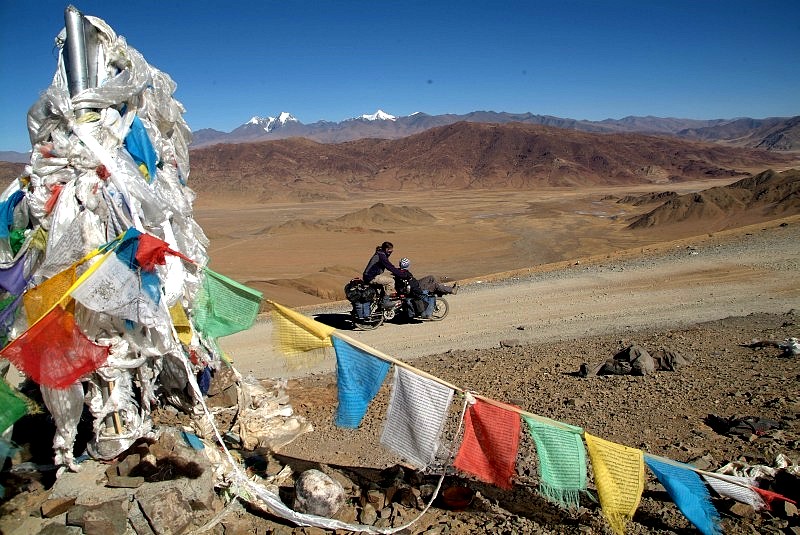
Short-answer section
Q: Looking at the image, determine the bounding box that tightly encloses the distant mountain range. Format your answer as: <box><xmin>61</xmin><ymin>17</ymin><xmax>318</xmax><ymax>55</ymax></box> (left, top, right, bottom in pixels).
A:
<box><xmin>0</xmin><ymin>151</ymin><xmax>29</xmax><ymax>164</ymax></box>
<box><xmin>1</xmin><ymin>111</ymin><xmax>797</xmax><ymax>164</ymax></box>
<box><xmin>2</xmin><ymin>120</ymin><xmax>798</xmax><ymax>206</ymax></box>
<box><xmin>187</xmin><ymin>121</ymin><xmax>799</xmax><ymax>202</ymax></box>
<box><xmin>191</xmin><ymin>110</ymin><xmax>800</xmax><ymax>151</ymax></box>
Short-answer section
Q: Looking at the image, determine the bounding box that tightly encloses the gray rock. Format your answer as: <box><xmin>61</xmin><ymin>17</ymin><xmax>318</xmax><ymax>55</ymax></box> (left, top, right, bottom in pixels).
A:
<box><xmin>37</xmin><ymin>524</ymin><xmax>83</xmax><ymax>535</ymax></box>
<box><xmin>133</xmin><ymin>456</ymin><xmax>216</xmax><ymax>513</ymax></box>
<box><xmin>293</xmin><ymin>469</ymin><xmax>345</xmax><ymax>518</ymax></box>
<box><xmin>318</xmin><ymin>464</ymin><xmax>358</xmax><ymax>495</ymax></box>
<box><xmin>51</xmin><ymin>462</ymin><xmax>132</xmax><ymax>506</ymax></box>
<box><xmin>136</xmin><ymin>487</ymin><xmax>192</xmax><ymax>535</ymax></box>
<box><xmin>729</xmin><ymin>502</ymin><xmax>757</xmax><ymax>518</ymax></box>
<box><xmin>66</xmin><ymin>499</ymin><xmax>129</xmax><ymax>535</ymax></box>
<box><xmin>41</xmin><ymin>497</ymin><xmax>76</xmax><ymax>518</ymax></box>
<box><xmin>128</xmin><ymin>502</ymin><xmax>156</xmax><ymax>535</ymax></box>
<box><xmin>782</xmin><ymin>500</ymin><xmax>798</xmax><ymax>518</ymax></box>
<box><xmin>359</xmin><ymin>503</ymin><xmax>377</xmax><ymax>525</ymax></box>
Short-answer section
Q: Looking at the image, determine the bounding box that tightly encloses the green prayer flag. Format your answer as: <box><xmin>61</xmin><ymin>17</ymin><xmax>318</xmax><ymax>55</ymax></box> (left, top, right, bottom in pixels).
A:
<box><xmin>192</xmin><ymin>268</ymin><xmax>263</xmax><ymax>339</ymax></box>
<box><xmin>9</xmin><ymin>229</ymin><xmax>25</xmax><ymax>256</ymax></box>
<box><xmin>0</xmin><ymin>379</ymin><xmax>27</xmax><ymax>434</ymax></box>
<box><xmin>523</xmin><ymin>416</ymin><xmax>587</xmax><ymax>510</ymax></box>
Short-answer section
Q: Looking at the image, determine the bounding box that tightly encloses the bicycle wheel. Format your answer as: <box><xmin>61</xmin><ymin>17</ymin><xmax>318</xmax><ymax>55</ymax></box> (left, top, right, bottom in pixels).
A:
<box><xmin>352</xmin><ymin>302</ymin><xmax>384</xmax><ymax>330</ymax></box>
<box><xmin>429</xmin><ymin>297</ymin><xmax>449</xmax><ymax>321</ymax></box>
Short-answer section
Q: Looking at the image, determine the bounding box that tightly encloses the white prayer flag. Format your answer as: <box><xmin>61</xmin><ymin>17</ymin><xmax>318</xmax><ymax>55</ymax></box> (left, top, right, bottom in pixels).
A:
<box><xmin>71</xmin><ymin>253</ymin><xmax>165</xmax><ymax>327</ymax></box>
<box><xmin>702</xmin><ymin>473</ymin><xmax>765</xmax><ymax>510</ymax></box>
<box><xmin>380</xmin><ymin>366</ymin><xmax>454</xmax><ymax>469</ymax></box>
<box><xmin>39</xmin><ymin>211</ymin><xmax>102</xmax><ymax>279</ymax></box>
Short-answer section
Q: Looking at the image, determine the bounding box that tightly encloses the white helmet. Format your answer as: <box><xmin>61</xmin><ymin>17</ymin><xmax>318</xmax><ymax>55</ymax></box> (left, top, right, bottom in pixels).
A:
<box><xmin>399</xmin><ymin>257</ymin><xmax>410</xmax><ymax>269</ymax></box>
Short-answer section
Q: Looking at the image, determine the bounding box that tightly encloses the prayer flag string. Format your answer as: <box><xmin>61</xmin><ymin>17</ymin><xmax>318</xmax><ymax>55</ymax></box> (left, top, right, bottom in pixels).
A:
<box><xmin>266</xmin><ymin>300</ymin><xmax>797</xmax><ymax>534</ymax></box>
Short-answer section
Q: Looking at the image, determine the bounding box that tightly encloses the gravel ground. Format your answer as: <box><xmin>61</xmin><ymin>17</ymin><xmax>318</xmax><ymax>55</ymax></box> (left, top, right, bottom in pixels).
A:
<box><xmin>223</xmin><ymin>218</ymin><xmax>800</xmax><ymax>534</ymax></box>
<box><xmin>272</xmin><ymin>310</ymin><xmax>799</xmax><ymax>534</ymax></box>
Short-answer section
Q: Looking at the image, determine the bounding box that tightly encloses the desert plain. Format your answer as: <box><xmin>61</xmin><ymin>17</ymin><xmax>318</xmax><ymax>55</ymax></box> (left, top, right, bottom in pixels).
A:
<box><xmin>197</xmin><ymin>175</ymin><xmax>779</xmax><ymax>309</ymax></box>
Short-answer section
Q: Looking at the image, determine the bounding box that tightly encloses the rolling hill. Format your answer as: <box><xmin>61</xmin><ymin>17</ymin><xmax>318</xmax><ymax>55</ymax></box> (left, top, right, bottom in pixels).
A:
<box><xmin>626</xmin><ymin>168</ymin><xmax>800</xmax><ymax>231</ymax></box>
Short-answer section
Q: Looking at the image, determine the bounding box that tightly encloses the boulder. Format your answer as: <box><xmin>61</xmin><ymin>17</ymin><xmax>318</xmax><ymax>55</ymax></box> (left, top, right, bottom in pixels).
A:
<box><xmin>293</xmin><ymin>469</ymin><xmax>345</xmax><ymax>517</ymax></box>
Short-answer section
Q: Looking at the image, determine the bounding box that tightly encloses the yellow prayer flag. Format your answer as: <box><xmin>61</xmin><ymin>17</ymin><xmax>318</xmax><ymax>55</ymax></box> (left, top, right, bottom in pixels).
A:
<box><xmin>23</xmin><ymin>265</ymin><xmax>76</xmax><ymax>324</ymax></box>
<box><xmin>270</xmin><ymin>301</ymin><xmax>336</xmax><ymax>340</ymax></box>
<box><xmin>30</xmin><ymin>227</ymin><xmax>48</xmax><ymax>251</ymax></box>
<box><xmin>169</xmin><ymin>303</ymin><xmax>194</xmax><ymax>346</ymax></box>
<box><xmin>584</xmin><ymin>432</ymin><xmax>645</xmax><ymax>535</ymax></box>
<box><xmin>270</xmin><ymin>301</ymin><xmax>334</xmax><ymax>360</ymax></box>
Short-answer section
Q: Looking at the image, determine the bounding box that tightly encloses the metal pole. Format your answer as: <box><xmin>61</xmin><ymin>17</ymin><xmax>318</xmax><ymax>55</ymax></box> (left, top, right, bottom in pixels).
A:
<box><xmin>83</xmin><ymin>16</ymin><xmax>99</xmax><ymax>89</ymax></box>
<box><xmin>63</xmin><ymin>5</ymin><xmax>89</xmax><ymax>116</ymax></box>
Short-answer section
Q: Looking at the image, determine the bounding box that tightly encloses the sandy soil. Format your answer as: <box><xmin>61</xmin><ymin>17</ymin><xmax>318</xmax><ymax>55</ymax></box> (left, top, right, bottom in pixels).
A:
<box><xmin>195</xmin><ymin>178</ymin><xmax>755</xmax><ymax>309</ymax></box>
<box><xmin>219</xmin><ymin>216</ymin><xmax>800</xmax><ymax>381</ymax></box>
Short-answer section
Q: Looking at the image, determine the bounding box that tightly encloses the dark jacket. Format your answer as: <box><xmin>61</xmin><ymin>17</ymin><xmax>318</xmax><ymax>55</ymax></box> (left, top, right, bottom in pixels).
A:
<box><xmin>394</xmin><ymin>269</ymin><xmax>424</xmax><ymax>297</ymax></box>
<box><xmin>363</xmin><ymin>250</ymin><xmax>405</xmax><ymax>282</ymax></box>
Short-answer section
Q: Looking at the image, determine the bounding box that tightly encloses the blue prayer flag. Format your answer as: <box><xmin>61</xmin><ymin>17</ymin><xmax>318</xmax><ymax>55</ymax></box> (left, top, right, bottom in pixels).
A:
<box><xmin>332</xmin><ymin>337</ymin><xmax>390</xmax><ymax>428</ymax></box>
<box><xmin>645</xmin><ymin>455</ymin><xmax>721</xmax><ymax>535</ymax></box>
<box><xmin>0</xmin><ymin>190</ymin><xmax>24</xmax><ymax>239</ymax></box>
<box><xmin>124</xmin><ymin>115</ymin><xmax>158</xmax><ymax>183</ymax></box>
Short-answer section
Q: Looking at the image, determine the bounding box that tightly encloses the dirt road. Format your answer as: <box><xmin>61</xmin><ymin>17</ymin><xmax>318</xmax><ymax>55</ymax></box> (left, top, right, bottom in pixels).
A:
<box><xmin>220</xmin><ymin>217</ymin><xmax>800</xmax><ymax>379</ymax></box>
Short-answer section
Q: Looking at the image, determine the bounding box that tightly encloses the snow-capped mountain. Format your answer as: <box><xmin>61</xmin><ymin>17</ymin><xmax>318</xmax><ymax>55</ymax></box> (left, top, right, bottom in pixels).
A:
<box><xmin>356</xmin><ymin>109</ymin><xmax>396</xmax><ymax>121</ymax></box>
<box><xmin>245</xmin><ymin>112</ymin><xmax>299</xmax><ymax>132</ymax></box>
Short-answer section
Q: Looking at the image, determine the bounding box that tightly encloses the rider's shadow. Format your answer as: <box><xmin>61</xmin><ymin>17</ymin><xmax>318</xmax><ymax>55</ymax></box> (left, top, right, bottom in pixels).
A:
<box><xmin>312</xmin><ymin>313</ymin><xmax>352</xmax><ymax>330</ymax></box>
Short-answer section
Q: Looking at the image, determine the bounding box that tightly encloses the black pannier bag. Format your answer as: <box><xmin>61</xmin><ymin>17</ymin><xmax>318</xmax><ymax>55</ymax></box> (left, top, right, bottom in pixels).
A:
<box><xmin>344</xmin><ymin>278</ymin><xmax>377</xmax><ymax>304</ymax></box>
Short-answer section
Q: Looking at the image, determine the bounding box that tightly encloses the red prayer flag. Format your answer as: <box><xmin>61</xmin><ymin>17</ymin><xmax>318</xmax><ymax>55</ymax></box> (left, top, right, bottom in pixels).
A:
<box><xmin>753</xmin><ymin>486</ymin><xmax>797</xmax><ymax>510</ymax></box>
<box><xmin>135</xmin><ymin>233</ymin><xmax>190</xmax><ymax>272</ymax></box>
<box><xmin>0</xmin><ymin>305</ymin><xmax>110</xmax><ymax>389</ymax></box>
<box><xmin>44</xmin><ymin>183</ymin><xmax>64</xmax><ymax>215</ymax></box>
<box><xmin>454</xmin><ymin>398</ymin><xmax>521</xmax><ymax>489</ymax></box>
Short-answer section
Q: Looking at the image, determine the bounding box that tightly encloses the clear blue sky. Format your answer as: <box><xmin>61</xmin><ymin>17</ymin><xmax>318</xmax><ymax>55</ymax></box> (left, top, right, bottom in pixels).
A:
<box><xmin>1</xmin><ymin>0</ymin><xmax>798</xmax><ymax>152</ymax></box>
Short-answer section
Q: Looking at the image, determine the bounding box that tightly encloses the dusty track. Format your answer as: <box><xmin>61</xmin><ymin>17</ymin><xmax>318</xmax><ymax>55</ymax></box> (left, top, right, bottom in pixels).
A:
<box><xmin>220</xmin><ymin>217</ymin><xmax>800</xmax><ymax>379</ymax></box>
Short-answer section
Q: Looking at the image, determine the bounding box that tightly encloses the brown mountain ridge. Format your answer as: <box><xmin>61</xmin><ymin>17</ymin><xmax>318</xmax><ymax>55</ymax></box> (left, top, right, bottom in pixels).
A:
<box><xmin>188</xmin><ymin>122</ymin><xmax>798</xmax><ymax>200</ymax></box>
<box><xmin>627</xmin><ymin>168</ymin><xmax>800</xmax><ymax>231</ymax></box>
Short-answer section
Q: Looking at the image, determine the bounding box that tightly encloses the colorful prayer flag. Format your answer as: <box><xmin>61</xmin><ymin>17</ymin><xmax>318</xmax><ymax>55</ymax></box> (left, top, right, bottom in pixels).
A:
<box><xmin>584</xmin><ymin>432</ymin><xmax>645</xmax><ymax>535</ymax></box>
<box><xmin>453</xmin><ymin>398</ymin><xmax>521</xmax><ymax>489</ymax></box>
<box><xmin>112</xmin><ymin>228</ymin><xmax>161</xmax><ymax>303</ymax></box>
<box><xmin>124</xmin><ymin>115</ymin><xmax>158</xmax><ymax>183</ymax></box>
<box><xmin>23</xmin><ymin>265</ymin><xmax>76</xmax><ymax>324</ymax></box>
<box><xmin>645</xmin><ymin>455</ymin><xmax>721</xmax><ymax>535</ymax></box>
<box><xmin>135</xmin><ymin>232</ymin><xmax>190</xmax><ymax>271</ymax></box>
<box><xmin>0</xmin><ymin>305</ymin><xmax>110</xmax><ymax>389</ymax></box>
<box><xmin>0</xmin><ymin>190</ymin><xmax>24</xmax><ymax>238</ymax></box>
<box><xmin>332</xmin><ymin>336</ymin><xmax>390</xmax><ymax>428</ymax></box>
<box><xmin>701</xmin><ymin>473</ymin><xmax>765</xmax><ymax>510</ymax></box>
<box><xmin>752</xmin><ymin>486</ymin><xmax>797</xmax><ymax>510</ymax></box>
<box><xmin>170</xmin><ymin>303</ymin><xmax>194</xmax><ymax>346</ymax></box>
<box><xmin>0</xmin><ymin>294</ymin><xmax>22</xmax><ymax>338</ymax></box>
<box><xmin>0</xmin><ymin>257</ymin><xmax>27</xmax><ymax>296</ymax></box>
<box><xmin>523</xmin><ymin>416</ymin><xmax>587</xmax><ymax>509</ymax></box>
<box><xmin>70</xmin><ymin>253</ymin><xmax>165</xmax><ymax>327</ymax></box>
<box><xmin>0</xmin><ymin>378</ymin><xmax>27</xmax><ymax>434</ymax></box>
<box><xmin>192</xmin><ymin>268</ymin><xmax>262</xmax><ymax>339</ymax></box>
<box><xmin>271</xmin><ymin>301</ymin><xmax>335</xmax><ymax>357</ymax></box>
<box><xmin>380</xmin><ymin>366</ymin><xmax>454</xmax><ymax>469</ymax></box>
